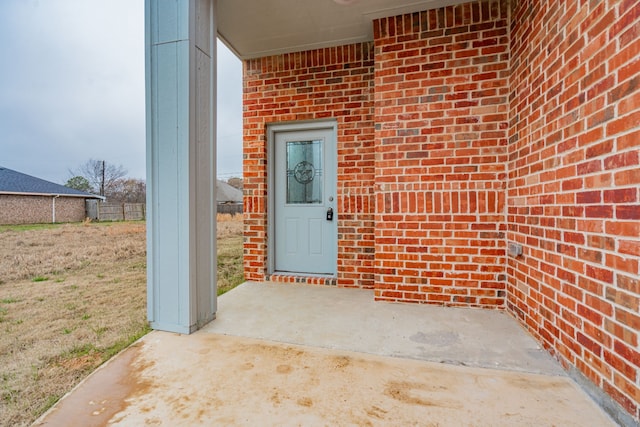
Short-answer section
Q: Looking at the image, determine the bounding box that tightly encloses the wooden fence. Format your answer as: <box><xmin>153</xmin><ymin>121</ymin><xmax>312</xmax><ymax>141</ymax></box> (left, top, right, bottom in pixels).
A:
<box><xmin>86</xmin><ymin>201</ymin><xmax>241</xmax><ymax>221</ymax></box>
<box><xmin>86</xmin><ymin>201</ymin><xmax>146</xmax><ymax>221</ymax></box>
<box><xmin>217</xmin><ymin>203</ymin><xmax>242</xmax><ymax>216</ymax></box>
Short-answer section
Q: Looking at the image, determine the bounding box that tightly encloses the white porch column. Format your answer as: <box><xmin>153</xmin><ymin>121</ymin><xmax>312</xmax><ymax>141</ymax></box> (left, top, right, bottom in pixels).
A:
<box><xmin>145</xmin><ymin>0</ymin><xmax>217</xmax><ymax>334</ymax></box>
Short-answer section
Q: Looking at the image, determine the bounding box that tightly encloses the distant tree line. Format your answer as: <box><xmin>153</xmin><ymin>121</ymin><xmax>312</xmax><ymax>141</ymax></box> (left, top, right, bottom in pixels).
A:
<box><xmin>66</xmin><ymin>160</ymin><xmax>243</xmax><ymax>203</ymax></box>
<box><xmin>65</xmin><ymin>159</ymin><xmax>145</xmax><ymax>203</ymax></box>
<box><xmin>226</xmin><ymin>176</ymin><xmax>243</xmax><ymax>190</ymax></box>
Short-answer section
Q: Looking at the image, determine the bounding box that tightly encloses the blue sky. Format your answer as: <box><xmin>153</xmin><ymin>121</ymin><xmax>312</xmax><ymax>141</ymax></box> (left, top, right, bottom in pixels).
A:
<box><xmin>0</xmin><ymin>0</ymin><xmax>243</xmax><ymax>184</ymax></box>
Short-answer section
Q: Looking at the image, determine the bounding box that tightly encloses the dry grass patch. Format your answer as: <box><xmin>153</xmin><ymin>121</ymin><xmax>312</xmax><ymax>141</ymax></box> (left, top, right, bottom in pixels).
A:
<box><xmin>0</xmin><ymin>215</ymin><xmax>244</xmax><ymax>426</ymax></box>
<box><xmin>216</xmin><ymin>212</ymin><xmax>242</xmax><ymax>238</ymax></box>
<box><xmin>216</xmin><ymin>213</ymin><xmax>244</xmax><ymax>296</ymax></box>
<box><xmin>0</xmin><ymin>222</ymin><xmax>148</xmax><ymax>426</ymax></box>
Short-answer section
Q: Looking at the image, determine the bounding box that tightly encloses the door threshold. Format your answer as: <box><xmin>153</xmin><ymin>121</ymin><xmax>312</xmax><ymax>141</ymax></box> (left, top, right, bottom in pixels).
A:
<box><xmin>268</xmin><ymin>272</ymin><xmax>337</xmax><ymax>286</ymax></box>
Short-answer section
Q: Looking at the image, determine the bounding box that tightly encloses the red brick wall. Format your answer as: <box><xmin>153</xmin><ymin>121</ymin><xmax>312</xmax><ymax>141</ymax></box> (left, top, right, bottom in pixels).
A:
<box><xmin>371</xmin><ymin>1</ymin><xmax>510</xmax><ymax>307</ymax></box>
<box><xmin>243</xmin><ymin>43</ymin><xmax>376</xmax><ymax>287</ymax></box>
<box><xmin>508</xmin><ymin>0</ymin><xmax>640</xmax><ymax>420</ymax></box>
<box><xmin>243</xmin><ymin>0</ymin><xmax>639</xmax><ymax>419</ymax></box>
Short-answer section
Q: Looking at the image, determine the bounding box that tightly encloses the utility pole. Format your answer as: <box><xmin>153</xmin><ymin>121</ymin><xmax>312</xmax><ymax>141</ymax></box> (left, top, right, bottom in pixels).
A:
<box><xmin>101</xmin><ymin>160</ymin><xmax>105</xmax><ymax>197</ymax></box>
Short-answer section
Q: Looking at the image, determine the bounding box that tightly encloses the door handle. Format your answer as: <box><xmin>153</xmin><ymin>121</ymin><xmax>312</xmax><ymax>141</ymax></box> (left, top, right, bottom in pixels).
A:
<box><xmin>326</xmin><ymin>207</ymin><xmax>334</xmax><ymax>221</ymax></box>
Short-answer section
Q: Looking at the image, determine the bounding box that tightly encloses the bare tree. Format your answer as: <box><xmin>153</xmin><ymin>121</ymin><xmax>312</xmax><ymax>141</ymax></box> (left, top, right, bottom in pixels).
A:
<box><xmin>227</xmin><ymin>177</ymin><xmax>243</xmax><ymax>190</ymax></box>
<box><xmin>69</xmin><ymin>159</ymin><xmax>127</xmax><ymax>199</ymax></box>
<box><xmin>109</xmin><ymin>178</ymin><xmax>146</xmax><ymax>203</ymax></box>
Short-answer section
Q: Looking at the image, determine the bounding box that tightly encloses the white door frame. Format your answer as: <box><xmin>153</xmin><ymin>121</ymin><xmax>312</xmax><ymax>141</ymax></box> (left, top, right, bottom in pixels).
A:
<box><xmin>267</xmin><ymin>120</ymin><xmax>338</xmax><ymax>276</ymax></box>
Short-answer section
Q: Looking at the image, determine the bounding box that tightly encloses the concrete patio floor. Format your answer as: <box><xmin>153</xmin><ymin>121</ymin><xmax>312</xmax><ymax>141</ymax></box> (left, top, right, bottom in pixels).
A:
<box><xmin>36</xmin><ymin>282</ymin><xmax>616</xmax><ymax>426</ymax></box>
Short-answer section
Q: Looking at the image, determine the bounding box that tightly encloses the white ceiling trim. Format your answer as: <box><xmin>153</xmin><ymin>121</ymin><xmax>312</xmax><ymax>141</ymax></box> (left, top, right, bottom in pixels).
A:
<box><xmin>217</xmin><ymin>0</ymin><xmax>470</xmax><ymax>60</ymax></box>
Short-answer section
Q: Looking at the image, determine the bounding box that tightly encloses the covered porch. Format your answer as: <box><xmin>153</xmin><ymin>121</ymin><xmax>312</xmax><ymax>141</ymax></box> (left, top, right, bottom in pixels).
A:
<box><xmin>141</xmin><ymin>0</ymin><xmax>637</xmax><ymax>424</ymax></box>
<box><xmin>35</xmin><ymin>281</ymin><xmax>615</xmax><ymax>425</ymax></box>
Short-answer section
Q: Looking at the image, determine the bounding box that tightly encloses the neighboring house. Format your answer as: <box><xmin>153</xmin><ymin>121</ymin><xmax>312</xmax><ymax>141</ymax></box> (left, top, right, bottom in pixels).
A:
<box><xmin>216</xmin><ymin>179</ymin><xmax>242</xmax><ymax>215</ymax></box>
<box><xmin>0</xmin><ymin>166</ymin><xmax>103</xmax><ymax>225</ymax></box>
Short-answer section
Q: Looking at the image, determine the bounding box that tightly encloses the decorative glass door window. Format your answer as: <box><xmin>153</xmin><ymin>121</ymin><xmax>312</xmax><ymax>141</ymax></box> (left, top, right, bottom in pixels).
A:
<box><xmin>286</xmin><ymin>140</ymin><xmax>323</xmax><ymax>204</ymax></box>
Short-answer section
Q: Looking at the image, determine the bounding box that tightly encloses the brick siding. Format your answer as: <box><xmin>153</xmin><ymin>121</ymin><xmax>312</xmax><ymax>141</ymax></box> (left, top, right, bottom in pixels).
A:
<box><xmin>508</xmin><ymin>0</ymin><xmax>640</xmax><ymax>420</ymax></box>
<box><xmin>243</xmin><ymin>43</ymin><xmax>376</xmax><ymax>288</ymax></box>
<box><xmin>372</xmin><ymin>1</ymin><xmax>510</xmax><ymax>307</ymax></box>
<box><xmin>243</xmin><ymin>0</ymin><xmax>640</xmax><ymax>420</ymax></box>
<box><xmin>0</xmin><ymin>195</ymin><xmax>86</xmax><ymax>225</ymax></box>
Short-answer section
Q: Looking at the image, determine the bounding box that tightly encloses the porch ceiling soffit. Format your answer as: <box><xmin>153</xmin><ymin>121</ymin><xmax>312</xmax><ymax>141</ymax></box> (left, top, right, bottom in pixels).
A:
<box><xmin>217</xmin><ymin>0</ymin><xmax>470</xmax><ymax>60</ymax></box>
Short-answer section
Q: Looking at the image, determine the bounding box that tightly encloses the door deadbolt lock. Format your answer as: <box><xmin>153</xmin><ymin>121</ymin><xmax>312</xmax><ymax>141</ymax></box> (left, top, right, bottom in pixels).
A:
<box><xmin>326</xmin><ymin>207</ymin><xmax>334</xmax><ymax>221</ymax></box>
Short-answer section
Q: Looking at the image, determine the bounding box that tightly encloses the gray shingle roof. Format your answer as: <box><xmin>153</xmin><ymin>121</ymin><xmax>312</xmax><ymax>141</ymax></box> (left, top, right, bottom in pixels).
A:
<box><xmin>0</xmin><ymin>166</ymin><xmax>101</xmax><ymax>198</ymax></box>
<box><xmin>216</xmin><ymin>180</ymin><xmax>242</xmax><ymax>203</ymax></box>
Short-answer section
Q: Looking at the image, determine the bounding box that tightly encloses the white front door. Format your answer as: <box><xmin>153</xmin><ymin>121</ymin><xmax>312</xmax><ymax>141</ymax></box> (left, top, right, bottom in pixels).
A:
<box><xmin>274</xmin><ymin>127</ymin><xmax>337</xmax><ymax>274</ymax></box>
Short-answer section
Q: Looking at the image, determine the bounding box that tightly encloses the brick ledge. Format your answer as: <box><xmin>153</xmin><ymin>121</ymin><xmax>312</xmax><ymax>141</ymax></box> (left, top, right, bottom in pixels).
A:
<box><xmin>268</xmin><ymin>273</ymin><xmax>337</xmax><ymax>286</ymax></box>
